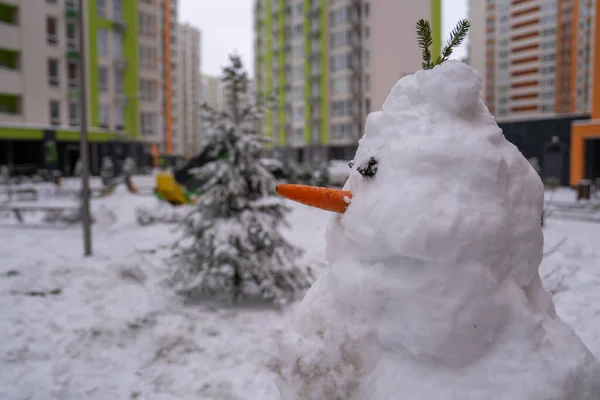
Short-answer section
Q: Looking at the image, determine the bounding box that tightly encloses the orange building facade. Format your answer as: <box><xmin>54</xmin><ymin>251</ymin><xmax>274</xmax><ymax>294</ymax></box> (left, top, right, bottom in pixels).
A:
<box><xmin>569</xmin><ymin>0</ymin><xmax>600</xmax><ymax>186</ymax></box>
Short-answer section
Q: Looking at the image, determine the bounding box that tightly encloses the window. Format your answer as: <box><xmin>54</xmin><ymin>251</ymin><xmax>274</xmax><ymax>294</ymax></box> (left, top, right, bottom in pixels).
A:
<box><xmin>99</xmin><ymin>104</ymin><xmax>109</xmax><ymax>127</ymax></box>
<box><xmin>331</xmin><ymin>76</ymin><xmax>349</xmax><ymax>95</ymax></box>
<box><xmin>66</xmin><ymin>23</ymin><xmax>77</xmax><ymax>49</ymax></box>
<box><xmin>68</xmin><ymin>62</ymin><xmax>78</xmax><ymax>87</ymax></box>
<box><xmin>49</xmin><ymin>100</ymin><xmax>60</xmax><ymax>125</ymax></box>
<box><xmin>294</xmin><ymin>106</ymin><xmax>304</xmax><ymax>121</ymax></box>
<box><xmin>69</xmin><ymin>102</ymin><xmax>79</xmax><ymax>126</ymax></box>
<box><xmin>331</xmin><ymin>100</ymin><xmax>352</xmax><ymax>116</ymax></box>
<box><xmin>115</xmin><ymin>106</ymin><xmax>124</xmax><ymax>129</ymax></box>
<box><xmin>141</xmin><ymin>112</ymin><xmax>157</xmax><ymax>136</ymax></box>
<box><xmin>115</xmin><ymin>71</ymin><xmax>124</xmax><ymax>93</ymax></box>
<box><xmin>97</xmin><ymin>29</ymin><xmax>109</xmax><ymax>57</ymax></box>
<box><xmin>48</xmin><ymin>58</ymin><xmax>59</xmax><ymax>86</ymax></box>
<box><xmin>140</xmin><ymin>79</ymin><xmax>157</xmax><ymax>101</ymax></box>
<box><xmin>113</xmin><ymin>32</ymin><xmax>123</xmax><ymax>59</ymax></box>
<box><xmin>99</xmin><ymin>66</ymin><xmax>108</xmax><ymax>92</ymax></box>
<box><xmin>46</xmin><ymin>17</ymin><xmax>58</xmax><ymax>45</ymax></box>
<box><xmin>331</xmin><ymin>53</ymin><xmax>350</xmax><ymax>72</ymax></box>
<box><xmin>113</xmin><ymin>0</ymin><xmax>123</xmax><ymax>21</ymax></box>
<box><xmin>97</xmin><ymin>0</ymin><xmax>106</xmax><ymax>17</ymax></box>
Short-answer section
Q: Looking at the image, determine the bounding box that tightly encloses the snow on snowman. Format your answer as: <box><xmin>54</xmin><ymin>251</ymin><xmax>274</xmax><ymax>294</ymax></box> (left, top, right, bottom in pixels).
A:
<box><xmin>267</xmin><ymin>19</ymin><xmax>600</xmax><ymax>400</ymax></box>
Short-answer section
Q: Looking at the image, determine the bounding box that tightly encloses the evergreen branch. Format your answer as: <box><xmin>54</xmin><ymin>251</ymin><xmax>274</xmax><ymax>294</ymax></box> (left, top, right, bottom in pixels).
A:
<box><xmin>433</xmin><ymin>19</ymin><xmax>471</xmax><ymax>67</ymax></box>
<box><xmin>415</xmin><ymin>19</ymin><xmax>433</xmax><ymax>69</ymax></box>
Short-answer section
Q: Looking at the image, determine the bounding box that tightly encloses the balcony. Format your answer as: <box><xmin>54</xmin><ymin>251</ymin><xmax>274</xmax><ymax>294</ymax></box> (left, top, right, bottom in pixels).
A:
<box><xmin>113</xmin><ymin>58</ymin><xmax>128</xmax><ymax>70</ymax></box>
<box><xmin>0</xmin><ymin>93</ymin><xmax>22</xmax><ymax>121</ymax></box>
<box><xmin>113</xmin><ymin>16</ymin><xmax>127</xmax><ymax>32</ymax></box>
<box><xmin>65</xmin><ymin>2</ymin><xmax>79</xmax><ymax>19</ymax></box>
<box><xmin>0</xmin><ymin>68</ymin><xmax>22</xmax><ymax>93</ymax></box>
<box><xmin>67</xmin><ymin>87</ymin><xmax>80</xmax><ymax>101</ymax></box>
<box><xmin>0</xmin><ymin>21</ymin><xmax>20</xmax><ymax>50</ymax></box>
<box><xmin>66</xmin><ymin>49</ymin><xmax>80</xmax><ymax>59</ymax></box>
<box><xmin>114</xmin><ymin>93</ymin><xmax>127</xmax><ymax>105</ymax></box>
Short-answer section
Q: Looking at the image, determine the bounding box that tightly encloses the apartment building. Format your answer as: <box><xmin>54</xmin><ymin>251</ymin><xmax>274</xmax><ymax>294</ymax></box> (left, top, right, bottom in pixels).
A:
<box><xmin>0</xmin><ymin>0</ymin><xmax>170</xmax><ymax>174</ymax></box>
<box><xmin>254</xmin><ymin>0</ymin><xmax>442</xmax><ymax>163</ymax></box>
<box><xmin>138</xmin><ymin>0</ymin><xmax>163</xmax><ymax>154</ymax></box>
<box><xmin>177</xmin><ymin>23</ymin><xmax>201</xmax><ymax>158</ymax></box>
<box><xmin>157</xmin><ymin>0</ymin><xmax>181</xmax><ymax>159</ymax></box>
<box><xmin>201</xmin><ymin>74</ymin><xmax>225</xmax><ymax>111</ymax></box>
<box><xmin>476</xmin><ymin>0</ymin><xmax>597</xmax><ymax>120</ymax></box>
<box><xmin>468</xmin><ymin>0</ymin><xmax>600</xmax><ymax>187</ymax></box>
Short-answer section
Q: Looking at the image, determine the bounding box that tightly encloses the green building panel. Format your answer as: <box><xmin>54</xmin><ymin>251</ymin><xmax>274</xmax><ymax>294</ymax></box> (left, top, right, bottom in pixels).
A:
<box><xmin>87</xmin><ymin>0</ymin><xmax>139</xmax><ymax>138</ymax></box>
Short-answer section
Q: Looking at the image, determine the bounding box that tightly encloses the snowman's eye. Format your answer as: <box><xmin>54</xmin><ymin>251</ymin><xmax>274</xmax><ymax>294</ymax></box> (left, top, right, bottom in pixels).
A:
<box><xmin>357</xmin><ymin>157</ymin><xmax>378</xmax><ymax>178</ymax></box>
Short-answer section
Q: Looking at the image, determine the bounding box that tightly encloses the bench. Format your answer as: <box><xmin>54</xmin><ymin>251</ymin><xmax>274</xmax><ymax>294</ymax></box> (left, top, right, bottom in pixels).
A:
<box><xmin>0</xmin><ymin>202</ymin><xmax>80</xmax><ymax>223</ymax></box>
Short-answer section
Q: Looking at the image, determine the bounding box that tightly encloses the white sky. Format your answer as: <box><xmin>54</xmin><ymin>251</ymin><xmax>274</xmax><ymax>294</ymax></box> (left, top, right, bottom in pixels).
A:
<box><xmin>180</xmin><ymin>0</ymin><xmax>469</xmax><ymax>77</ymax></box>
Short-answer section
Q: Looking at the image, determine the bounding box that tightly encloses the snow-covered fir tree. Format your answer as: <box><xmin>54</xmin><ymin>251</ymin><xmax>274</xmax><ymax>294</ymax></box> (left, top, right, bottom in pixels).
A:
<box><xmin>171</xmin><ymin>55</ymin><xmax>314</xmax><ymax>306</ymax></box>
<box><xmin>100</xmin><ymin>156</ymin><xmax>115</xmax><ymax>187</ymax></box>
<box><xmin>72</xmin><ymin>158</ymin><xmax>83</xmax><ymax>177</ymax></box>
<box><xmin>122</xmin><ymin>157</ymin><xmax>136</xmax><ymax>177</ymax></box>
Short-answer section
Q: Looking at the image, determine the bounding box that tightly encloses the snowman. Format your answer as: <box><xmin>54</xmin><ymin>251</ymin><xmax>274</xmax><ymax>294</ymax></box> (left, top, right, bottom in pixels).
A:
<box><xmin>267</xmin><ymin>20</ymin><xmax>600</xmax><ymax>400</ymax></box>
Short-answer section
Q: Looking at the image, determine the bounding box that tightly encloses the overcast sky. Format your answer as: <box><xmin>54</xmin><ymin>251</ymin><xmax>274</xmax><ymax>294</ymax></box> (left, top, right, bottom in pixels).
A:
<box><xmin>180</xmin><ymin>0</ymin><xmax>469</xmax><ymax>77</ymax></box>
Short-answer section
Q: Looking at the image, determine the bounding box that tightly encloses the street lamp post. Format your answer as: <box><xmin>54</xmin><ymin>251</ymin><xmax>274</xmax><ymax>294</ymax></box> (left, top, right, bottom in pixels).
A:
<box><xmin>78</xmin><ymin>0</ymin><xmax>92</xmax><ymax>256</ymax></box>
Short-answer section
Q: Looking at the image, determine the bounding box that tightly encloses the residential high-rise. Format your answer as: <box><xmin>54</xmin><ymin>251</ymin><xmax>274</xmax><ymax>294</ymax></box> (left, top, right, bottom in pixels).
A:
<box><xmin>159</xmin><ymin>0</ymin><xmax>180</xmax><ymax>158</ymax></box>
<box><xmin>475</xmin><ymin>0</ymin><xmax>598</xmax><ymax>120</ymax></box>
<box><xmin>0</xmin><ymin>0</ymin><xmax>172</xmax><ymax>174</ymax></box>
<box><xmin>177</xmin><ymin>23</ymin><xmax>201</xmax><ymax>158</ymax></box>
<box><xmin>253</xmin><ymin>0</ymin><xmax>442</xmax><ymax>163</ymax></box>
<box><xmin>201</xmin><ymin>74</ymin><xmax>226</xmax><ymax>111</ymax></box>
<box><xmin>138</xmin><ymin>0</ymin><xmax>163</xmax><ymax>157</ymax></box>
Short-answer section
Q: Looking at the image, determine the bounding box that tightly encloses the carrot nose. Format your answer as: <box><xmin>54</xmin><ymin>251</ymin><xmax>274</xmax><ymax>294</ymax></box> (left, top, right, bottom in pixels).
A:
<box><xmin>275</xmin><ymin>184</ymin><xmax>352</xmax><ymax>213</ymax></box>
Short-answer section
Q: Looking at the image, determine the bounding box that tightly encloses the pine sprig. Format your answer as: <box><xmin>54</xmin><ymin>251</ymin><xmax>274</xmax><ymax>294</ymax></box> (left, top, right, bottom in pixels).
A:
<box><xmin>416</xmin><ymin>19</ymin><xmax>433</xmax><ymax>69</ymax></box>
<box><xmin>416</xmin><ymin>18</ymin><xmax>471</xmax><ymax>69</ymax></box>
<box><xmin>433</xmin><ymin>19</ymin><xmax>471</xmax><ymax>67</ymax></box>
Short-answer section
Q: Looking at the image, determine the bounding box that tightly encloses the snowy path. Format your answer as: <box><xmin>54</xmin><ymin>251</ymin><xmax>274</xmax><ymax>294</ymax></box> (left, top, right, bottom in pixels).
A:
<box><xmin>0</xmin><ymin>187</ymin><xmax>599</xmax><ymax>399</ymax></box>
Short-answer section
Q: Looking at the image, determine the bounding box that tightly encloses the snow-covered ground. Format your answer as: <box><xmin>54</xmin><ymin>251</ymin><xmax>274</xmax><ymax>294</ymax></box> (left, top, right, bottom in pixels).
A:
<box><xmin>0</xmin><ymin>179</ymin><xmax>599</xmax><ymax>399</ymax></box>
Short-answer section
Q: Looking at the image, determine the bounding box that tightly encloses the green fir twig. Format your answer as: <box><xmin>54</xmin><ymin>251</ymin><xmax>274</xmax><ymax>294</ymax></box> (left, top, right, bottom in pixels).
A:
<box><xmin>416</xmin><ymin>19</ymin><xmax>433</xmax><ymax>69</ymax></box>
<box><xmin>434</xmin><ymin>19</ymin><xmax>471</xmax><ymax>67</ymax></box>
<box><xmin>416</xmin><ymin>18</ymin><xmax>471</xmax><ymax>69</ymax></box>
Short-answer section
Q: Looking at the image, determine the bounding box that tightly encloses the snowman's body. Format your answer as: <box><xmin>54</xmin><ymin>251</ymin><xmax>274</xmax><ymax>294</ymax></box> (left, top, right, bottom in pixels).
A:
<box><xmin>270</xmin><ymin>61</ymin><xmax>600</xmax><ymax>399</ymax></box>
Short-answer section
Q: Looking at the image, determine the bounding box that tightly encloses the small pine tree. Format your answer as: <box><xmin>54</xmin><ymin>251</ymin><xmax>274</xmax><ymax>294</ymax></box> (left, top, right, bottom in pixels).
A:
<box><xmin>73</xmin><ymin>158</ymin><xmax>83</xmax><ymax>177</ymax></box>
<box><xmin>171</xmin><ymin>54</ymin><xmax>314</xmax><ymax>306</ymax></box>
<box><xmin>416</xmin><ymin>18</ymin><xmax>470</xmax><ymax>69</ymax></box>
<box><xmin>100</xmin><ymin>156</ymin><xmax>115</xmax><ymax>187</ymax></box>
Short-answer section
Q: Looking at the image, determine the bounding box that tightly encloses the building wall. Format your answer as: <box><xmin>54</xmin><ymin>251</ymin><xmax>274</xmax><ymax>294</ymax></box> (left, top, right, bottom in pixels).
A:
<box><xmin>467</xmin><ymin>0</ymin><xmax>487</xmax><ymax>95</ymax></box>
<box><xmin>483</xmin><ymin>0</ymin><xmax>597</xmax><ymax>120</ymax></box>
<box><xmin>138</xmin><ymin>0</ymin><xmax>162</xmax><ymax>147</ymax></box>
<box><xmin>0</xmin><ymin>0</ymin><xmax>72</xmax><ymax>126</ymax></box>
<box><xmin>254</xmin><ymin>0</ymin><xmax>442</xmax><ymax>162</ymax></box>
<box><xmin>177</xmin><ymin>23</ymin><xmax>202</xmax><ymax>158</ymax></box>
<box><xmin>369</xmin><ymin>0</ymin><xmax>440</xmax><ymax>111</ymax></box>
<box><xmin>201</xmin><ymin>74</ymin><xmax>225</xmax><ymax>110</ymax></box>
<box><xmin>159</xmin><ymin>0</ymin><xmax>179</xmax><ymax>155</ymax></box>
<box><xmin>0</xmin><ymin>0</ymin><xmax>141</xmax><ymax>138</ymax></box>
<box><xmin>88</xmin><ymin>0</ymin><xmax>139</xmax><ymax>137</ymax></box>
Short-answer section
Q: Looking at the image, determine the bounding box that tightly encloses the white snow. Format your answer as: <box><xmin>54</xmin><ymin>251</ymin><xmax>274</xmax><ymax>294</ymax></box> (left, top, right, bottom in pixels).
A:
<box><xmin>269</xmin><ymin>61</ymin><xmax>600</xmax><ymax>399</ymax></box>
<box><xmin>0</xmin><ymin>175</ymin><xmax>599</xmax><ymax>399</ymax></box>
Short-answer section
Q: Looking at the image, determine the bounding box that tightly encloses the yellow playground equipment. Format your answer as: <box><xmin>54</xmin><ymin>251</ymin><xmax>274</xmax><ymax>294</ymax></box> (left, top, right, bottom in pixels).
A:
<box><xmin>154</xmin><ymin>172</ymin><xmax>197</xmax><ymax>205</ymax></box>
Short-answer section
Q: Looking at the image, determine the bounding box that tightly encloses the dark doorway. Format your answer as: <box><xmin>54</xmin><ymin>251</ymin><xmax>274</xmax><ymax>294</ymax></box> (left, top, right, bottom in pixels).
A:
<box><xmin>543</xmin><ymin>137</ymin><xmax>564</xmax><ymax>182</ymax></box>
<box><xmin>584</xmin><ymin>137</ymin><xmax>600</xmax><ymax>180</ymax></box>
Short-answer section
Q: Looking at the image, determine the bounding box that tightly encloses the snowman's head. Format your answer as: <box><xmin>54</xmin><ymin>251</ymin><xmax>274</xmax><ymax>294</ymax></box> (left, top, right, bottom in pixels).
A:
<box><xmin>277</xmin><ymin>61</ymin><xmax>544</xmax><ymax>283</ymax></box>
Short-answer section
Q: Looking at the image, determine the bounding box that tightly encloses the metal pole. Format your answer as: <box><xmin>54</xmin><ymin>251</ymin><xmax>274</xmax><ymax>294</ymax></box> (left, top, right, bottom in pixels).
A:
<box><xmin>78</xmin><ymin>0</ymin><xmax>92</xmax><ymax>256</ymax></box>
